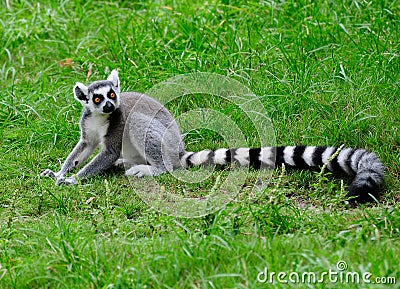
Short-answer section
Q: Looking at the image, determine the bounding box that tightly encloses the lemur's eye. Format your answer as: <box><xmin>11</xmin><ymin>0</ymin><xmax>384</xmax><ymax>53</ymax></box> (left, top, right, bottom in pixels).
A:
<box><xmin>110</xmin><ymin>92</ymin><xmax>116</xmax><ymax>99</ymax></box>
<box><xmin>94</xmin><ymin>97</ymin><xmax>101</xmax><ymax>104</ymax></box>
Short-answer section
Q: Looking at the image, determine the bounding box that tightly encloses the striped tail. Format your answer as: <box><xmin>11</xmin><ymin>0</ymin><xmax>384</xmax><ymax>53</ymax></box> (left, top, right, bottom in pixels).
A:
<box><xmin>180</xmin><ymin>146</ymin><xmax>385</xmax><ymax>204</ymax></box>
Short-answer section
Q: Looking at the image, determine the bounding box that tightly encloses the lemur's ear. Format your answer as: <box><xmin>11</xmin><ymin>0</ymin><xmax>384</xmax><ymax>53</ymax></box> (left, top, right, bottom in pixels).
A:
<box><xmin>73</xmin><ymin>82</ymin><xmax>89</xmax><ymax>103</ymax></box>
<box><xmin>107</xmin><ymin>69</ymin><xmax>120</xmax><ymax>93</ymax></box>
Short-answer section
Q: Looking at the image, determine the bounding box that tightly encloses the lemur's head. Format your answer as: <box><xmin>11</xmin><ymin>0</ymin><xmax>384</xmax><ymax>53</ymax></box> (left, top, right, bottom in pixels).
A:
<box><xmin>73</xmin><ymin>69</ymin><xmax>121</xmax><ymax>114</ymax></box>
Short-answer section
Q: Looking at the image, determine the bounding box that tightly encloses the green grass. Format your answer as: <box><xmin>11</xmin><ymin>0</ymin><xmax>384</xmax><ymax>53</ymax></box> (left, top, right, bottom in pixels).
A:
<box><xmin>1</xmin><ymin>0</ymin><xmax>399</xmax><ymax>288</ymax></box>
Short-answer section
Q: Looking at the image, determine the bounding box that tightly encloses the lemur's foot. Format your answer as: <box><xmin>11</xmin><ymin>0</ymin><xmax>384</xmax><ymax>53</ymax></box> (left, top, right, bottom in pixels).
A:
<box><xmin>40</xmin><ymin>169</ymin><xmax>60</xmax><ymax>179</ymax></box>
<box><xmin>56</xmin><ymin>176</ymin><xmax>78</xmax><ymax>186</ymax></box>
<box><xmin>125</xmin><ymin>165</ymin><xmax>165</xmax><ymax>178</ymax></box>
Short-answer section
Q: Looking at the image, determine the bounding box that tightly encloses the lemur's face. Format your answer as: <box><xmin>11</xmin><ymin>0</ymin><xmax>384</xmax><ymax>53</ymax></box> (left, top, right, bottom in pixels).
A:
<box><xmin>87</xmin><ymin>82</ymin><xmax>120</xmax><ymax>114</ymax></box>
<box><xmin>73</xmin><ymin>70</ymin><xmax>121</xmax><ymax>114</ymax></box>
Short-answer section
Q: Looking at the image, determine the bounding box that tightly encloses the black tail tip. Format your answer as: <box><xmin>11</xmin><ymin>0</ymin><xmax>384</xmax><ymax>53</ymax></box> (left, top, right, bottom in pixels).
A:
<box><xmin>346</xmin><ymin>183</ymin><xmax>381</xmax><ymax>207</ymax></box>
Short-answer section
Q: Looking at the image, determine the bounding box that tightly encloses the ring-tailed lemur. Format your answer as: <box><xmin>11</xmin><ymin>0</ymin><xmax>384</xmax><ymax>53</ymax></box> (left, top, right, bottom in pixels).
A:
<box><xmin>41</xmin><ymin>70</ymin><xmax>384</xmax><ymax>204</ymax></box>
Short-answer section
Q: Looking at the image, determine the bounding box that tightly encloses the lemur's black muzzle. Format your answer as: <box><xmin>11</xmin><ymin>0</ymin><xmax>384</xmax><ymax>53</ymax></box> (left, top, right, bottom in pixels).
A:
<box><xmin>103</xmin><ymin>101</ymin><xmax>115</xmax><ymax>113</ymax></box>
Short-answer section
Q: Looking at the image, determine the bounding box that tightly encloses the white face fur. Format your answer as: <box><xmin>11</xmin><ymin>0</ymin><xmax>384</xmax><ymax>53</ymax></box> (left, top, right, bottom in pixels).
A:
<box><xmin>73</xmin><ymin>69</ymin><xmax>121</xmax><ymax>114</ymax></box>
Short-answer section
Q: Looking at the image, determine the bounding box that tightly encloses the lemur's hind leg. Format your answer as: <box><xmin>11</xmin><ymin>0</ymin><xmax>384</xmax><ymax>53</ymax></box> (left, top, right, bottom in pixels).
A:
<box><xmin>124</xmin><ymin>112</ymin><xmax>183</xmax><ymax>177</ymax></box>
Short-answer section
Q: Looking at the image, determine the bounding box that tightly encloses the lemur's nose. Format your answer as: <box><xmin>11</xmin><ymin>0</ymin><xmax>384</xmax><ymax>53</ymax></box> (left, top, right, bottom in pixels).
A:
<box><xmin>103</xmin><ymin>101</ymin><xmax>115</xmax><ymax>113</ymax></box>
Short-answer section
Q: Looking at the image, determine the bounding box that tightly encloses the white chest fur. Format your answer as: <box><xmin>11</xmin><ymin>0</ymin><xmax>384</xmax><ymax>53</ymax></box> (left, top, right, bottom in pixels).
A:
<box><xmin>84</xmin><ymin>114</ymin><xmax>110</xmax><ymax>145</ymax></box>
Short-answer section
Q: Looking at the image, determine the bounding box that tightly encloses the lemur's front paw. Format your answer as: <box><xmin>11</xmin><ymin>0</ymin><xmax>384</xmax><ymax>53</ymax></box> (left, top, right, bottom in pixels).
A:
<box><xmin>40</xmin><ymin>169</ymin><xmax>59</xmax><ymax>179</ymax></box>
<box><xmin>56</xmin><ymin>176</ymin><xmax>78</xmax><ymax>186</ymax></box>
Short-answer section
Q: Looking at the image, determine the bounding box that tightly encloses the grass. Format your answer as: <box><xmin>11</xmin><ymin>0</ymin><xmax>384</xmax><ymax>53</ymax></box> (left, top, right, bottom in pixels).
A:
<box><xmin>1</xmin><ymin>0</ymin><xmax>399</xmax><ymax>288</ymax></box>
